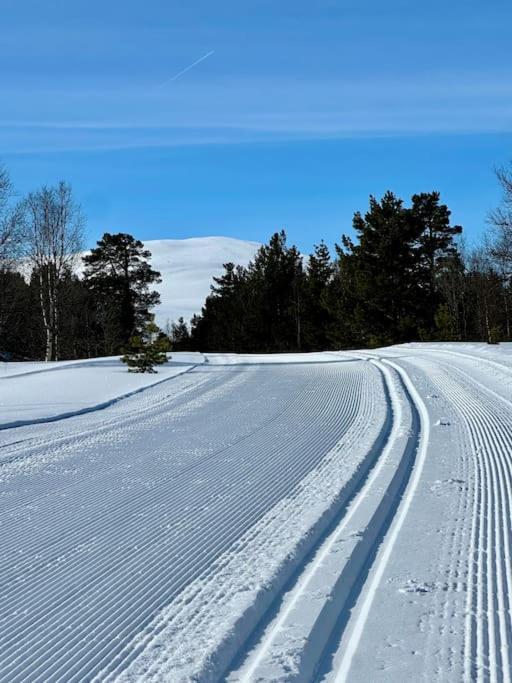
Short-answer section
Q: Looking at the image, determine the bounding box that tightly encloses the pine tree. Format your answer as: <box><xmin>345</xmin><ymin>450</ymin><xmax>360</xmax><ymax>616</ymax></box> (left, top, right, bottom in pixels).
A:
<box><xmin>83</xmin><ymin>233</ymin><xmax>161</xmax><ymax>353</ymax></box>
<box><xmin>411</xmin><ymin>192</ymin><xmax>462</xmax><ymax>327</ymax></box>
<box><xmin>248</xmin><ymin>231</ymin><xmax>304</xmax><ymax>351</ymax></box>
<box><xmin>188</xmin><ymin>199</ymin><xmax>468</xmax><ymax>351</ymax></box>
<box><xmin>188</xmin><ymin>233</ymin><xmax>305</xmax><ymax>353</ymax></box>
<box><xmin>209</xmin><ymin>263</ymin><xmax>251</xmax><ymax>351</ymax></box>
<box><xmin>337</xmin><ymin>192</ymin><xmax>425</xmax><ymax>345</ymax></box>
<box><xmin>332</xmin><ymin>192</ymin><xmax>464</xmax><ymax>346</ymax></box>
<box><xmin>121</xmin><ymin>319</ymin><xmax>168</xmax><ymax>373</ymax></box>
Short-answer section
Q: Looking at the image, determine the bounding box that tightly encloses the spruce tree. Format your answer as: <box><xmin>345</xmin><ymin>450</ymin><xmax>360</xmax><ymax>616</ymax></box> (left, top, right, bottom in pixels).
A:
<box><xmin>170</xmin><ymin>317</ymin><xmax>191</xmax><ymax>350</ymax></box>
<box><xmin>303</xmin><ymin>241</ymin><xmax>334</xmax><ymax>350</ymax></box>
<box><xmin>0</xmin><ymin>271</ymin><xmax>31</xmax><ymax>359</ymax></box>
<box><xmin>248</xmin><ymin>231</ymin><xmax>304</xmax><ymax>351</ymax></box>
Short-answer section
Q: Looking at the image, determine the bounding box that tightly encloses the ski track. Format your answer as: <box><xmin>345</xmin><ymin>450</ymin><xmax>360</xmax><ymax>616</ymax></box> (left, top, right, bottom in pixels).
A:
<box><xmin>111</xmin><ymin>358</ymin><xmax>386</xmax><ymax>682</ymax></box>
<box><xmin>0</xmin><ymin>358</ymin><xmax>380</xmax><ymax>683</ymax></box>
<box><xmin>345</xmin><ymin>346</ymin><xmax>512</xmax><ymax>683</ymax></box>
<box><xmin>0</xmin><ymin>364</ymin><xmax>197</xmax><ymax>432</ymax></box>
<box><xmin>407</xmin><ymin>351</ymin><xmax>512</xmax><ymax>683</ymax></box>
<box><xmin>3</xmin><ymin>346</ymin><xmax>512</xmax><ymax>681</ymax></box>
<box><xmin>422</xmin><ymin>406</ymin><xmax>471</xmax><ymax>681</ymax></box>
<box><xmin>325</xmin><ymin>357</ymin><xmax>430</xmax><ymax>682</ymax></box>
<box><xmin>223</xmin><ymin>358</ymin><xmax>406</xmax><ymax>682</ymax></box>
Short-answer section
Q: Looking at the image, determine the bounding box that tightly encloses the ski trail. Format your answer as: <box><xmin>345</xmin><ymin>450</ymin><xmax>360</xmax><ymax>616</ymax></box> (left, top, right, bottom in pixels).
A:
<box><xmin>0</xmin><ymin>364</ymin><xmax>198</xmax><ymax>431</ymax></box>
<box><xmin>5</xmin><ymin>345</ymin><xmax>512</xmax><ymax>681</ymax></box>
<box><xmin>330</xmin><ymin>358</ymin><xmax>430</xmax><ymax>682</ymax></box>
<box><xmin>227</xmin><ymin>357</ymin><xmax>430</xmax><ymax>683</ymax></box>
<box><xmin>0</xmin><ymin>364</ymin><xmax>227</xmax><ymax>465</ymax></box>
<box><xmin>108</xmin><ymin>361</ymin><xmax>384</xmax><ymax>682</ymax></box>
<box><xmin>231</xmin><ymin>359</ymin><xmax>403</xmax><ymax>682</ymax></box>
<box><xmin>424</xmin><ymin>359</ymin><xmax>512</xmax><ymax>683</ymax></box>
<box><xmin>0</xmin><ymin>361</ymin><xmax>379</xmax><ymax>683</ymax></box>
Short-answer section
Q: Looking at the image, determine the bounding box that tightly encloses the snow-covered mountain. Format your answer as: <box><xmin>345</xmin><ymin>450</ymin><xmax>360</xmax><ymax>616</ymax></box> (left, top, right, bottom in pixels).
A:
<box><xmin>135</xmin><ymin>237</ymin><xmax>259</xmax><ymax>327</ymax></box>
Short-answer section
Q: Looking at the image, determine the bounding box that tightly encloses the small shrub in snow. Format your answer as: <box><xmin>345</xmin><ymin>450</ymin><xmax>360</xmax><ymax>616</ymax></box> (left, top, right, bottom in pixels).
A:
<box><xmin>121</xmin><ymin>321</ymin><xmax>169</xmax><ymax>373</ymax></box>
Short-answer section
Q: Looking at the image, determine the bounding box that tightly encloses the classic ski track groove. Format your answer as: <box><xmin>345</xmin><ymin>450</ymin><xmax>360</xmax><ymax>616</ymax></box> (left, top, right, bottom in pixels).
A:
<box><xmin>319</xmin><ymin>357</ymin><xmax>429</xmax><ymax>682</ymax></box>
<box><xmin>100</xmin><ymin>360</ymin><xmax>381</xmax><ymax>682</ymax></box>
<box><xmin>223</xmin><ymin>358</ymin><xmax>404</xmax><ymax>682</ymax></box>
<box><xmin>4</xmin><ymin>348</ymin><xmax>511</xmax><ymax>682</ymax></box>
<box><xmin>0</xmin><ymin>360</ymin><xmax>376</xmax><ymax>682</ymax></box>
<box><xmin>408</xmin><ymin>352</ymin><xmax>512</xmax><ymax>683</ymax></box>
<box><xmin>363</xmin><ymin>348</ymin><xmax>512</xmax><ymax>682</ymax></box>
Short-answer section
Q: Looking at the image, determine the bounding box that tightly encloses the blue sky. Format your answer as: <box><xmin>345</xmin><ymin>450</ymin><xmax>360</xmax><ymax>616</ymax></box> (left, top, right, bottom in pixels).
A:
<box><xmin>2</xmin><ymin>0</ymin><xmax>512</xmax><ymax>253</ymax></box>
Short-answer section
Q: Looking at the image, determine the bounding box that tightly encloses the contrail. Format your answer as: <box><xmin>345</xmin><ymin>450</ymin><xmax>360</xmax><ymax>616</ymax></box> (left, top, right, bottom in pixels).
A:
<box><xmin>157</xmin><ymin>50</ymin><xmax>215</xmax><ymax>87</ymax></box>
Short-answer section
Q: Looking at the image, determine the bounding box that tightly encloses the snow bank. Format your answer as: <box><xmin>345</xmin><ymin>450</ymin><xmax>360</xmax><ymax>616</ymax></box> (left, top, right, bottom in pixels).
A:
<box><xmin>0</xmin><ymin>353</ymin><xmax>204</xmax><ymax>428</ymax></box>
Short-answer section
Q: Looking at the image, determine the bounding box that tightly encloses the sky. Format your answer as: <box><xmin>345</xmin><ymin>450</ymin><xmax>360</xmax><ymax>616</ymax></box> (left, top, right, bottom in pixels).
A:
<box><xmin>2</xmin><ymin>0</ymin><xmax>512</xmax><ymax>254</ymax></box>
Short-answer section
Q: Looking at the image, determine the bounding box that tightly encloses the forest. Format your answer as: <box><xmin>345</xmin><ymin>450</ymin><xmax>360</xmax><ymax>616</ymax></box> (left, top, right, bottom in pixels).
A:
<box><xmin>1</xmin><ymin>161</ymin><xmax>512</xmax><ymax>360</ymax></box>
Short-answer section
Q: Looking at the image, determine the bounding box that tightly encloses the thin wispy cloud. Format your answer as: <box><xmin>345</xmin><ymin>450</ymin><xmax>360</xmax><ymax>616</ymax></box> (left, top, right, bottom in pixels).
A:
<box><xmin>2</xmin><ymin>72</ymin><xmax>512</xmax><ymax>154</ymax></box>
<box><xmin>156</xmin><ymin>50</ymin><xmax>215</xmax><ymax>88</ymax></box>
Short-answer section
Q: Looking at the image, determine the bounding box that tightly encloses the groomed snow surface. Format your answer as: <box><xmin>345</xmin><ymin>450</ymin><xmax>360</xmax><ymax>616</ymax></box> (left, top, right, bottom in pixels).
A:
<box><xmin>1</xmin><ymin>343</ymin><xmax>512</xmax><ymax>681</ymax></box>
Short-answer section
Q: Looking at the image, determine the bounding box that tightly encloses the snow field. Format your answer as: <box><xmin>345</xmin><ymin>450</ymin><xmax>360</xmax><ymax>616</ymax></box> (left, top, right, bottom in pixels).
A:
<box><xmin>329</xmin><ymin>346</ymin><xmax>512</xmax><ymax>682</ymax></box>
<box><xmin>2</xmin><ymin>345</ymin><xmax>512</xmax><ymax>681</ymax></box>
<box><xmin>0</xmin><ymin>357</ymin><xmax>380</xmax><ymax>682</ymax></box>
<box><xmin>0</xmin><ymin>353</ymin><xmax>205</xmax><ymax>429</ymax></box>
<box><xmin>413</xmin><ymin>352</ymin><xmax>512</xmax><ymax>682</ymax></box>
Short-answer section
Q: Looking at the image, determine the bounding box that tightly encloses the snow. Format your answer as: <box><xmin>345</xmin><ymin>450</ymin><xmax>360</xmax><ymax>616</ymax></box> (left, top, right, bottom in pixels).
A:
<box><xmin>0</xmin><ymin>353</ymin><xmax>203</xmax><ymax>428</ymax></box>
<box><xmin>2</xmin><ymin>343</ymin><xmax>512</xmax><ymax>681</ymax></box>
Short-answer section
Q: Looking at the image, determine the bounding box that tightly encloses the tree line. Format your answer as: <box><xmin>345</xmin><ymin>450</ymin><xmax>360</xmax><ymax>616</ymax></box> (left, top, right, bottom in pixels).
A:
<box><xmin>0</xmin><ymin>166</ymin><xmax>164</xmax><ymax>361</ymax></box>
<box><xmin>190</xmin><ymin>170</ymin><xmax>512</xmax><ymax>352</ymax></box>
<box><xmin>1</xmin><ymin>161</ymin><xmax>512</xmax><ymax>361</ymax></box>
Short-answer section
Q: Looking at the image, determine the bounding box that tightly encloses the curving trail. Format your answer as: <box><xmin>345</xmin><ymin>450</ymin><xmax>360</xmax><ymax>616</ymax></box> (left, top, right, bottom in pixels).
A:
<box><xmin>404</xmin><ymin>349</ymin><xmax>512</xmax><ymax>683</ymax></box>
<box><xmin>324</xmin><ymin>346</ymin><xmax>512</xmax><ymax>683</ymax></box>
<box><xmin>0</xmin><ymin>357</ymin><xmax>384</xmax><ymax>683</ymax></box>
<box><xmin>3</xmin><ymin>345</ymin><xmax>512</xmax><ymax>682</ymax></box>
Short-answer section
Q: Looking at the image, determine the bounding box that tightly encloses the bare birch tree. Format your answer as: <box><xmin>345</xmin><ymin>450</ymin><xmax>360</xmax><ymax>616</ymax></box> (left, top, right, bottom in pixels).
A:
<box><xmin>489</xmin><ymin>165</ymin><xmax>512</xmax><ymax>267</ymax></box>
<box><xmin>0</xmin><ymin>165</ymin><xmax>22</xmax><ymax>266</ymax></box>
<box><xmin>0</xmin><ymin>165</ymin><xmax>25</xmax><ymax>351</ymax></box>
<box><xmin>488</xmin><ymin>164</ymin><xmax>512</xmax><ymax>338</ymax></box>
<box><xmin>22</xmin><ymin>182</ymin><xmax>84</xmax><ymax>361</ymax></box>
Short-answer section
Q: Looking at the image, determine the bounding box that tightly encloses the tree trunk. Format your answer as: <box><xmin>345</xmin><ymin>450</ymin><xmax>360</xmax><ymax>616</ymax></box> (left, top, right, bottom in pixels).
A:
<box><xmin>504</xmin><ymin>288</ymin><xmax>511</xmax><ymax>340</ymax></box>
<box><xmin>484</xmin><ymin>297</ymin><xmax>492</xmax><ymax>344</ymax></box>
<box><xmin>39</xmin><ymin>271</ymin><xmax>53</xmax><ymax>362</ymax></box>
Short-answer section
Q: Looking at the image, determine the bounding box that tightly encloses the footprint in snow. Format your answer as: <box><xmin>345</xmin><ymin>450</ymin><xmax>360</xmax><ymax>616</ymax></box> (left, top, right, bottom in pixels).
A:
<box><xmin>385</xmin><ymin>637</ymin><xmax>404</xmax><ymax>650</ymax></box>
<box><xmin>399</xmin><ymin>579</ymin><xmax>436</xmax><ymax>595</ymax></box>
<box><xmin>430</xmin><ymin>478</ymin><xmax>466</xmax><ymax>494</ymax></box>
